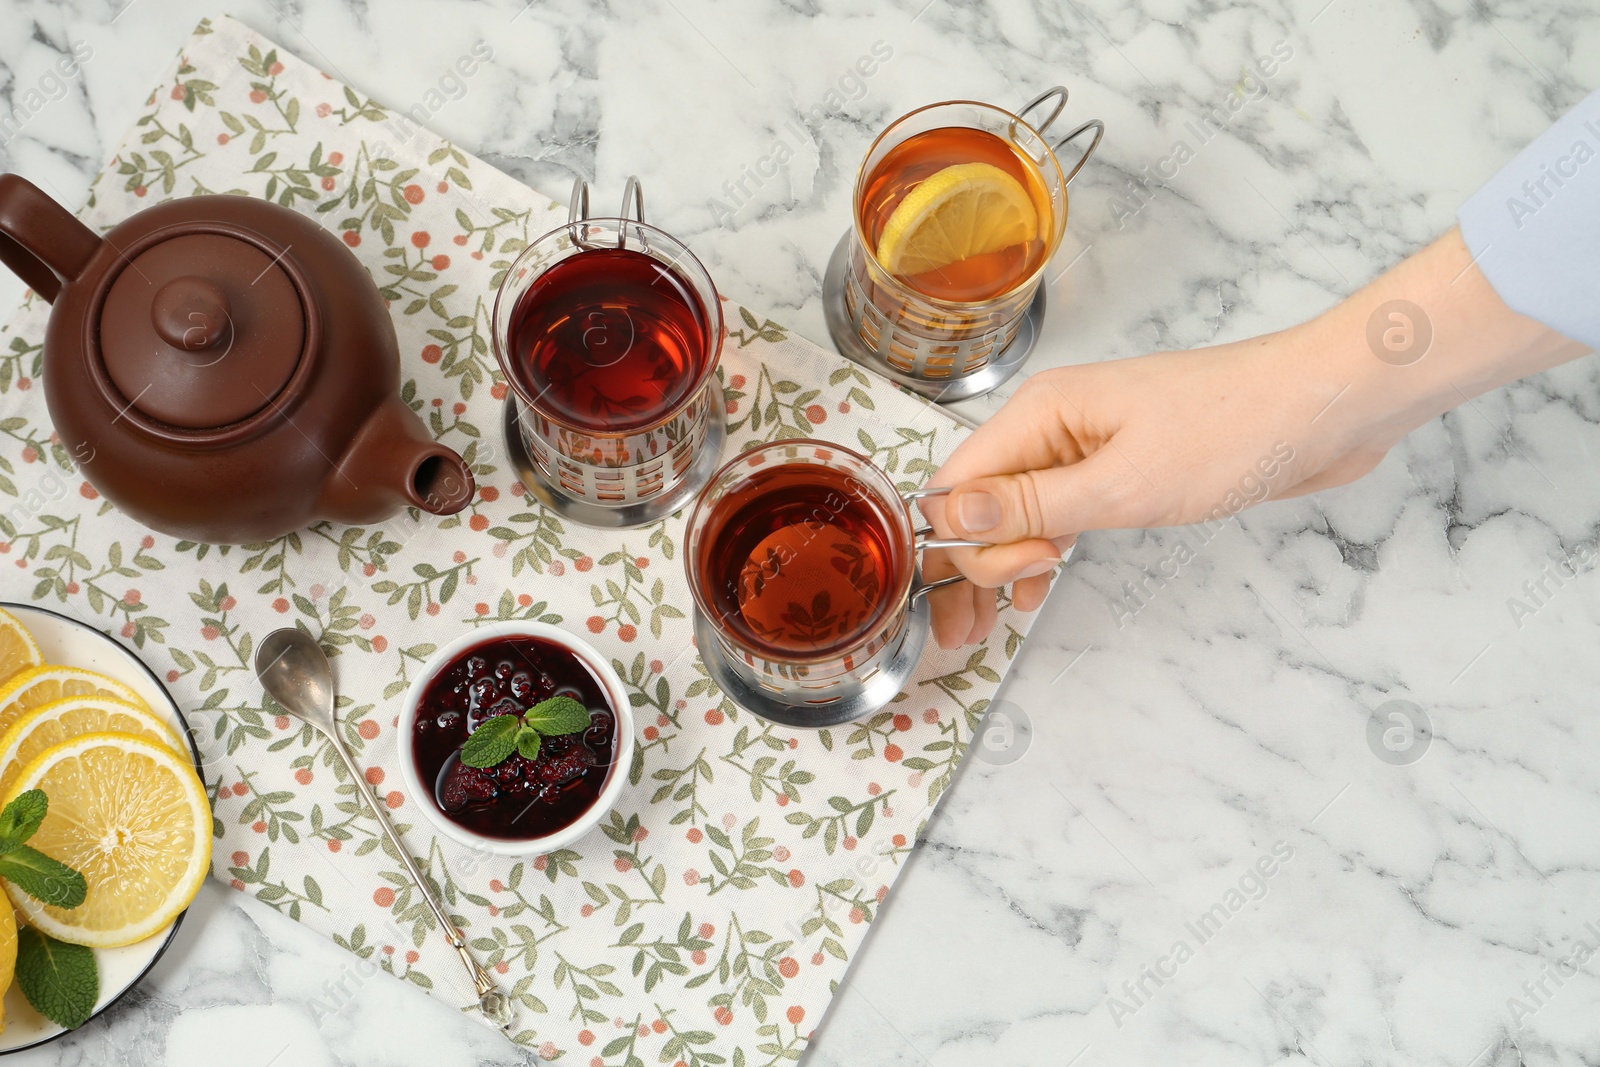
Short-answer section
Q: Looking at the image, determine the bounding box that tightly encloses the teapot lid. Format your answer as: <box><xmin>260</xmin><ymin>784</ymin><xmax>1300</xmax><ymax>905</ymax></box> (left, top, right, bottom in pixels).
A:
<box><xmin>99</xmin><ymin>232</ymin><xmax>305</xmax><ymax>429</ymax></box>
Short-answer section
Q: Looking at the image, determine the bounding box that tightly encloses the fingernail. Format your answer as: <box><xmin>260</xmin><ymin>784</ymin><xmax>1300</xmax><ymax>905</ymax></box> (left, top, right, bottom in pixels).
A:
<box><xmin>957</xmin><ymin>491</ymin><xmax>1001</xmax><ymax>533</ymax></box>
<box><xmin>1015</xmin><ymin>558</ymin><xmax>1059</xmax><ymax>580</ymax></box>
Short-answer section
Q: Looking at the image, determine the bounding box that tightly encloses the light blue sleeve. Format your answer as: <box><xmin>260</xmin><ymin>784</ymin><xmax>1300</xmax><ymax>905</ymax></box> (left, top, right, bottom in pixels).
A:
<box><xmin>1458</xmin><ymin>89</ymin><xmax>1600</xmax><ymax>350</ymax></box>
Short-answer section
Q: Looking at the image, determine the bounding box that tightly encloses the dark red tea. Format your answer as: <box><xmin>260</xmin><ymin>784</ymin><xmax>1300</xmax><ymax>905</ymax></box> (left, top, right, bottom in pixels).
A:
<box><xmin>693</xmin><ymin>461</ymin><xmax>907</xmax><ymax>659</ymax></box>
<box><xmin>505</xmin><ymin>247</ymin><xmax>709</xmax><ymax>433</ymax></box>
<box><xmin>411</xmin><ymin>635</ymin><xmax>616</xmax><ymax>840</ymax></box>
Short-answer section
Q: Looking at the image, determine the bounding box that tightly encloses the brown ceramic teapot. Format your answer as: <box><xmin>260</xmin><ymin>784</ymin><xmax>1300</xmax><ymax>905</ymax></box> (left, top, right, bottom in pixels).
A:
<box><xmin>0</xmin><ymin>174</ymin><xmax>473</xmax><ymax>543</ymax></box>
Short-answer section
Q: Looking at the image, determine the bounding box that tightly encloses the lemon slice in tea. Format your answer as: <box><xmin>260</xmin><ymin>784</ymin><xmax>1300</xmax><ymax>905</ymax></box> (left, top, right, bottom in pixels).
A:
<box><xmin>875</xmin><ymin>162</ymin><xmax>1039</xmax><ymax>280</ymax></box>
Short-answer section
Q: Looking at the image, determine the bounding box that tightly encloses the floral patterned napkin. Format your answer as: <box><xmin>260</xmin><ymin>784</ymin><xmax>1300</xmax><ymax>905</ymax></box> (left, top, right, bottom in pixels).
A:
<box><xmin>0</xmin><ymin>16</ymin><xmax>1047</xmax><ymax>1058</ymax></box>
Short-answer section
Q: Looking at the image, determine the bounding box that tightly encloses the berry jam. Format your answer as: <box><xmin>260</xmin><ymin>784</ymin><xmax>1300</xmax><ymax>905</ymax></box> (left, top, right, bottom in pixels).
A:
<box><xmin>410</xmin><ymin>636</ymin><xmax>617</xmax><ymax>840</ymax></box>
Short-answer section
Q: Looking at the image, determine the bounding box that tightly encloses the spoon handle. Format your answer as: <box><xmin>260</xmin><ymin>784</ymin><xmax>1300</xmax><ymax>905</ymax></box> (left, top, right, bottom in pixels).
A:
<box><xmin>327</xmin><ymin>729</ymin><xmax>509</xmax><ymax>1014</ymax></box>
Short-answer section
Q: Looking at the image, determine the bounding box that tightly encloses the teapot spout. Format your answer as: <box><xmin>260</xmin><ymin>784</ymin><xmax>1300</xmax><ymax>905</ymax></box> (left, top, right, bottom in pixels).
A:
<box><xmin>320</xmin><ymin>399</ymin><xmax>474</xmax><ymax>524</ymax></box>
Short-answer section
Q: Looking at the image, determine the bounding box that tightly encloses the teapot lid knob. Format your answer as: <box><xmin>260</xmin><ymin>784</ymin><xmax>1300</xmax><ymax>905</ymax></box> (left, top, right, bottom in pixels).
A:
<box><xmin>152</xmin><ymin>277</ymin><xmax>232</xmax><ymax>352</ymax></box>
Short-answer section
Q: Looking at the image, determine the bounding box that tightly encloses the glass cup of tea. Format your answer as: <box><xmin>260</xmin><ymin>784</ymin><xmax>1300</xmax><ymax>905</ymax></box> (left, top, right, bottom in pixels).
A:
<box><xmin>684</xmin><ymin>439</ymin><xmax>989</xmax><ymax>728</ymax></box>
<box><xmin>494</xmin><ymin>178</ymin><xmax>726</xmax><ymax>528</ymax></box>
<box><xmin>822</xmin><ymin>87</ymin><xmax>1104</xmax><ymax>403</ymax></box>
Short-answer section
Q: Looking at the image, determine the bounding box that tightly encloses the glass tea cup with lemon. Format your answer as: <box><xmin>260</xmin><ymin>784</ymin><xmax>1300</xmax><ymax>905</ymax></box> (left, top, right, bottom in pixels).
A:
<box><xmin>823</xmin><ymin>87</ymin><xmax>1104</xmax><ymax>402</ymax></box>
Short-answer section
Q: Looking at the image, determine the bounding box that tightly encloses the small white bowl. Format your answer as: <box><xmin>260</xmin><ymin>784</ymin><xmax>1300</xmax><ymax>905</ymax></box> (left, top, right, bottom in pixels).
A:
<box><xmin>395</xmin><ymin>621</ymin><xmax>634</xmax><ymax>857</ymax></box>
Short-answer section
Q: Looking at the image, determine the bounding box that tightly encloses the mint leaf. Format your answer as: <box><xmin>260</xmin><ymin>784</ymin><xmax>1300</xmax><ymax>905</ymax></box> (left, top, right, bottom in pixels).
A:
<box><xmin>514</xmin><ymin>728</ymin><xmax>542</xmax><ymax>762</ymax></box>
<box><xmin>0</xmin><ymin>789</ymin><xmax>47</xmax><ymax>853</ymax></box>
<box><xmin>522</xmin><ymin>695</ymin><xmax>590</xmax><ymax>737</ymax></box>
<box><xmin>15</xmin><ymin>926</ymin><xmax>98</xmax><ymax>1030</ymax></box>
<box><xmin>0</xmin><ymin>845</ymin><xmax>87</xmax><ymax>908</ymax></box>
<box><xmin>460</xmin><ymin>714</ymin><xmax>519</xmax><ymax>769</ymax></box>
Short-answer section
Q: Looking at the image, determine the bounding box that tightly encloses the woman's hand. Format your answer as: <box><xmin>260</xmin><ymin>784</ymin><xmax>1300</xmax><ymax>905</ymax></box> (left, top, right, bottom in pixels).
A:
<box><xmin>917</xmin><ymin>333</ymin><xmax>1378</xmax><ymax>647</ymax></box>
<box><xmin>920</xmin><ymin>229</ymin><xmax>1588</xmax><ymax>648</ymax></box>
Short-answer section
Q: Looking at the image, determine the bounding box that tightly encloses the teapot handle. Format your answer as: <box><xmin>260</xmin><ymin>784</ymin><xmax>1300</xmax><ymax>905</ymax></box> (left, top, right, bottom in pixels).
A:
<box><xmin>0</xmin><ymin>174</ymin><xmax>102</xmax><ymax>304</ymax></box>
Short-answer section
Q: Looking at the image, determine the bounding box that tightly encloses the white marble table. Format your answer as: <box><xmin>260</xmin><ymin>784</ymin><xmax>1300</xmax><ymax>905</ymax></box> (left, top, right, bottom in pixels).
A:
<box><xmin>3</xmin><ymin>0</ymin><xmax>1599</xmax><ymax>1064</ymax></box>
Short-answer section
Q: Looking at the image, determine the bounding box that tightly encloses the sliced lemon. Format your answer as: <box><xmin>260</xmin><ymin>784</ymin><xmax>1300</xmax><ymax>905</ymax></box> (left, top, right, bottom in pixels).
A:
<box><xmin>875</xmin><ymin>162</ymin><xmax>1040</xmax><ymax>279</ymax></box>
<box><xmin>0</xmin><ymin>903</ymin><xmax>13</xmax><ymax>1032</ymax></box>
<box><xmin>0</xmin><ymin>665</ymin><xmax>148</xmax><ymax>738</ymax></box>
<box><xmin>0</xmin><ymin>610</ymin><xmax>41</xmax><ymax>691</ymax></box>
<box><xmin>4</xmin><ymin>732</ymin><xmax>211</xmax><ymax>948</ymax></box>
<box><xmin>0</xmin><ymin>696</ymin><xmax>184</xmax><ymax>796</ymax></box>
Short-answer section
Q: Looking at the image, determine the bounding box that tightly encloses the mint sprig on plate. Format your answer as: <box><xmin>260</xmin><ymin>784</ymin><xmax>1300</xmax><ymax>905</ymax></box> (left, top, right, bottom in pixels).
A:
<box><xmin>0</xmin><ymin>789</ymin><xmax>98</xmax><ymax>1031</ymax></box>
<box><xmin>460</xmin><ymin>695</ymin><xmax>591</xmax><ymax>768</ymax></box>
<box><xmin>0</xmin><ymin>789</ymin><xmax>86</xmax><ymax>909</ymax></box>
<box><xmin>15</xmin><ymin>927</ymin><xmax>97</xmax><ymax>1030</ymax></box>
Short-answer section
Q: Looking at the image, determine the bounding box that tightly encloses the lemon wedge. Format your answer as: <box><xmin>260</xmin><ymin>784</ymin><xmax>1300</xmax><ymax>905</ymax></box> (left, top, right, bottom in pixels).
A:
<box><xmin>875</xmin><ymin>162</ymin><xmax>1039</xmax><ymax>279</ymax></box>
<box><xmin>0</xmin><ymin>665</ymin><xmax>148</xmax><ymax>738</ymax></box>
<box><xmin>0</xmin><ymin>611</ymin><xmax>41</xmax><ymax>691</ymax></box>
<box><xmin>4</xmin><ymin>732</ymin><xmax>211</xmax><ymax>948</ymax></box>
<box><xmin>0</xmin><ymin>903</ymin><xmax>14</xmax><ymax>1032</ymax></box>
<box><xmin>0</xmin><ymin>696</ymin><xmax>184</xmax><ymax>796</ymax></box>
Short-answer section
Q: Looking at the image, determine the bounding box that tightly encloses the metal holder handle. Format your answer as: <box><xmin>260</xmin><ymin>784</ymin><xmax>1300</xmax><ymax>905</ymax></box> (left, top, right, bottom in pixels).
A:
<box><xmin>1016</xmin><ymin>86</ymin><xmax>1105</xmax><ymax>186</ymax></box>
<box><xmin>620</xmin><ymin>175</ymin><xmax>644</xmax><ymax>226</ymax></box>
<box><xmin>567</xmin><ymin>177</ymin><xmax>589</xmax><ymax>227</ymax></box>
<box><xmin>904</xmin><ymin>486</ymin><xmax>991</xmax><ymax>601</ymax></box>
<box><xmin>567</xmin><ymin>175</ymin><xmax>647</xmax><ymax>249</ymax></box>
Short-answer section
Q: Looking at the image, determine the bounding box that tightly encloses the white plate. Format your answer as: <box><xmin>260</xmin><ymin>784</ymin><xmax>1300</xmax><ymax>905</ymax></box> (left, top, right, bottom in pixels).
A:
<box><xmin>0</xmin><ymin>602</ymin><xmax>195</xmax><ymax>1053</ymax></box>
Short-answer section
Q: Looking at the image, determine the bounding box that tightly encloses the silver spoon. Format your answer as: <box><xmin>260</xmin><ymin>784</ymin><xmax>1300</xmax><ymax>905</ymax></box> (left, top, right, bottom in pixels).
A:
<box><xmin>254</xmin><ymin>627</ymin><xmax>514</xmax><ymax>1030</ymax></box>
